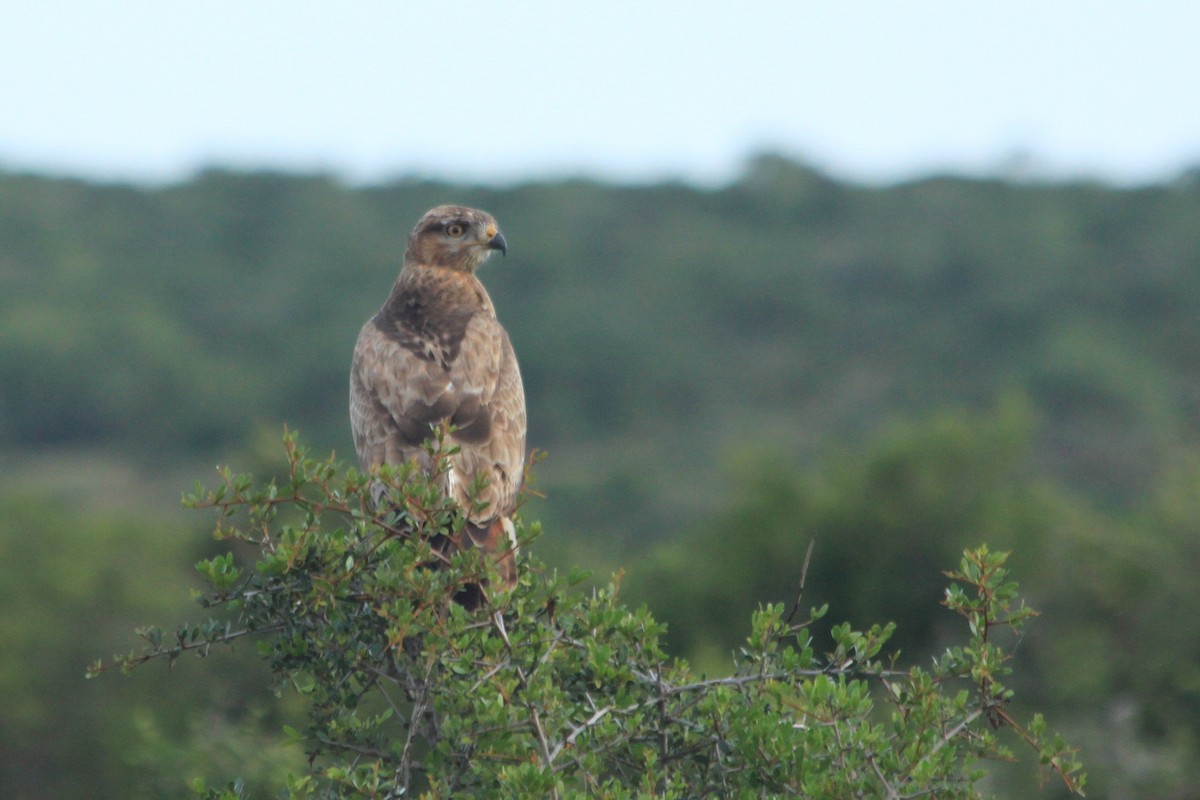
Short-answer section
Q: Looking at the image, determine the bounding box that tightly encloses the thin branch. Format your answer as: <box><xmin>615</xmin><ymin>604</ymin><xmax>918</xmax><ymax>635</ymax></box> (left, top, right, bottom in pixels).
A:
<box><xmin>655</xmin><ymin>666</ymin><xmax>670</xmax><ymax>767</ymax></box>
<box><xmin>917</xmin><ymin>706</ymin><xmax>985</xmax><ymax>768</ymax></box>
<box><xmin>93</xmin><ymin>623</ymin><xmax>285</xmax><ymax>675</ymax></box>
<box><xmin>399</xmin><ymin>653</ymin><xmax>439</xmax><ymax>795</ymax></box>
<box><xmin>468</xmin><ymin>659</ymin><xmax>510</xmax><ymax>694</ymax></box>
<box><xmin>784</xmin><ymin>537</ymin><xmax>817</xmax><ymax>627</ymax></box>
<box><xmin>866</xmin><ymin>751</ymin><xmax>901</xmax><ymax>800</ymax></box>
<box><xmin>548</xmin><ymin>706</ymin><xmax>613</xmax><ymax>762</ymax></box>
<box><xmin>314</xmin><ymin>734</ymin><xmax>388</xmax><ymax>761</ymax></box>
<box><xmin>991</xmin><ymin>706</ymin><xmax>1084</xmax><ymax>793</ymax></box>
<box><xmin>519</xmin><ymin>667</ymin><xmax>557</xmax><ymax>798</ymax></box>
<box><xmin>625</xmin><ymin>665</ymin><xmax>907</xmax><ymax>700</ymax></box>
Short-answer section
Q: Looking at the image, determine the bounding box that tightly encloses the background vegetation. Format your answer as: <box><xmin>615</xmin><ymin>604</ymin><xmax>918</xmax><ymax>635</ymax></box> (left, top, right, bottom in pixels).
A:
<box><xmin>2</xmin><ymin>155</ymin><xmax>1199</xmax><ymax>797</ymax></box>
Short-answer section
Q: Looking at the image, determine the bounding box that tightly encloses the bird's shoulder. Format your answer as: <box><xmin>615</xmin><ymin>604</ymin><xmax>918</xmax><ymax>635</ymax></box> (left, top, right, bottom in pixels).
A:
<box><xmin>369</xmin><ymin>267</ymin><xmax>495</xmax><ymax>369</ymax></box>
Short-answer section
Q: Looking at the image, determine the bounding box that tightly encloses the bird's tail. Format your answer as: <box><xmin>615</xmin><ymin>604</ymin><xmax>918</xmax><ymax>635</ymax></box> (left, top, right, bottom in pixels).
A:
<box><xmin>425</xmin><ymin>517</ymin><xmax>518</xmax><ymax>611</ymax></box>
<box><xmin>462</xmin><ymin>517</ymin><xmax>519</xmax><ymax>588</ymax></box>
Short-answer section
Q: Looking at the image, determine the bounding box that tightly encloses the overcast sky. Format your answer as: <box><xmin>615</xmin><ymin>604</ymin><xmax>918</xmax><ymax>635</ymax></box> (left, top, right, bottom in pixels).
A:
<box><xmin>2</xmin><ymin>2</ymin><xmax>1198</xmax><ymax>186</ymax></box>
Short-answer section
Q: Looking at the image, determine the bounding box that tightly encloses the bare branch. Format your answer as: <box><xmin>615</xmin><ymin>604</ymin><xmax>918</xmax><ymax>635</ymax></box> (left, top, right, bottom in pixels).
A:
<box><xmin>548</xmin><ymin>706</ymin><xmax>614</xmax><ymax>763</ymax></box>
<box><xmin>784</xmin><ymin>536</ymin><xmax>817</xmax><ymax>627</ymax></box>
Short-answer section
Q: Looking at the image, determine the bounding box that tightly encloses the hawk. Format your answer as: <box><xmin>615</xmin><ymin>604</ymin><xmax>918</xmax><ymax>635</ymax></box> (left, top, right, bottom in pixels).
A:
<box><xmin>350</xmin><ymin>205</ymin><xmax>526</xmax><ymax>606</ymax></box>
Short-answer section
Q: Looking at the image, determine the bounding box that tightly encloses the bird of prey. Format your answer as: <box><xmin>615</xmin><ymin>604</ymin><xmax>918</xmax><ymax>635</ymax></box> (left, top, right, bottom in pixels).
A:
<box><xmin>350</xmin><ymin>205</ymin><xmax>526</xmax><ymax>606</ymax></box>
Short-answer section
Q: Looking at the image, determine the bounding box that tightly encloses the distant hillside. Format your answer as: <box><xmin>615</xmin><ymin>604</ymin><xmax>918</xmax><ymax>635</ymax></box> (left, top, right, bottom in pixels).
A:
<box><xmin>3</xmin><ymin>157</ymin><xmax>1199</xmax><ymax>542</ymax></box>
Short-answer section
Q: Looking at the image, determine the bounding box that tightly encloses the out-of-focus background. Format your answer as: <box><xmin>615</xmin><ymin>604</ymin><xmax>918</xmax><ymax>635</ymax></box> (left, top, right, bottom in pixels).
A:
<box><xmin>3</xmin><ymin>3</ymin><xmax>1200</xmax><ymax>797</ymax></box>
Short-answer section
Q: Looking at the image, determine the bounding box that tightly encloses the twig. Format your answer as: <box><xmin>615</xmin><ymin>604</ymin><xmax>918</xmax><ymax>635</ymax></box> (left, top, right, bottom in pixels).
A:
<box><xmin>916</xmin><ymin>706</ymin><xmax>985</xmax><ymax>768</ymax></box>
<box><xmin>991</xmin><ymin>706</ymin><xmax>1083</xmax><ymax>793</ymax></box>
<box><xmin>866</xmin><ymin>751</ymin><xmax>901</xmax><ymax>800</ymax></box>
<box><xmin>399</xmin><ymin>652</ymin><xmax>440</xmax><ymax>793</ymax></box>
<box><xmin>784</xmin><ymin>537</ymin><xmax>817</xmax><ymax>627</ymax></box>
<box><xmin>520</xmin><ymin>668</ymin><xmax>558</xmax><ymax>798</ymax></box>
<box><xmin>92</xmin><ymin>622</ymin><xmax>285</xmax><ymax>675</ymax></box>
<box><xmin>548</xmin><ymin>706</ymin><xmax>614</xmax><ymax>762</ymax></box>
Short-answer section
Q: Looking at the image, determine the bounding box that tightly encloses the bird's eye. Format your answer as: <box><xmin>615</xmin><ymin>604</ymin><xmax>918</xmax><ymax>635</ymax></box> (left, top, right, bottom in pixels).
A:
<box><xmin>446</xmin><ymin>223</ymin><xmax>466</xmax><ymax>237</ymax></box>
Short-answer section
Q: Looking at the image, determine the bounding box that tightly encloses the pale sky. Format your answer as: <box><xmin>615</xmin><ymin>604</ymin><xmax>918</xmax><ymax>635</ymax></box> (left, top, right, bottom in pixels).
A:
<box><xmin>2</xmin><ymin>2</ymin><xmax>1198</xmax><ymax>186</ymax></box>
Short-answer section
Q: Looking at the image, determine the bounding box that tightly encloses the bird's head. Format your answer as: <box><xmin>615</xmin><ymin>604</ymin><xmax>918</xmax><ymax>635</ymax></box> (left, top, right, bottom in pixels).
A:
<box><xmin>404</xmin><ymin>205</ymin><xmax>508</xmax><ymax>273</ymax></box>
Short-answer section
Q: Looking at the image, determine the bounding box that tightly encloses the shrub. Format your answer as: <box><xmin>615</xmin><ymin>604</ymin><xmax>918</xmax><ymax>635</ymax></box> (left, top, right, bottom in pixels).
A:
<box><xmin>91</xmin><ymin>433</ymin><xmax>1084</xmax><ymax>798</ymax></box>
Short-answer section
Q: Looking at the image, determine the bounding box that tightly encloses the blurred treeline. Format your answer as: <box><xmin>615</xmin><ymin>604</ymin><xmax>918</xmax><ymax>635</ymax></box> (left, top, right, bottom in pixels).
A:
<box><xmin>2</xmin><ymin>155</ymin><xmax>1199</xmax><ymax>798</ymax></box>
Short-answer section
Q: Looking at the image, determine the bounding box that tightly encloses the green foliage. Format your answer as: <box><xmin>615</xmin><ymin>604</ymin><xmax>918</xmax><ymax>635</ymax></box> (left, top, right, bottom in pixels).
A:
<box><xmin>1013</xmin><ymin>451</ymin><xmax>1200</xmax><ymax>798</ymax></box>
<box><xmin>629</xmin><ymin>401</ymin><xmax>1200</xmax><ymax>798</ymax></box>
<box><xmin>5</xmin><ymin>162</ymin><xmax>1200</xmax><ymax>517</ymax></box>
<box><xmin>7</xmin><ymin>160</ymin><xmax>1200</xmax><ymax>796</ymax></box>
<box><xmin>95</xmin><ymin>434</ymin><xmax>1083</xmax><ymax>797</ymax></box>
<box><xmin>0</xmin><ymin>485</ymin><xmax>300</xmax><ymax>799</ymax></box>
<box><xmin>631</xmin><ymin>400</ymin><xmax>1054</xmax><ymax>660</ymax></box>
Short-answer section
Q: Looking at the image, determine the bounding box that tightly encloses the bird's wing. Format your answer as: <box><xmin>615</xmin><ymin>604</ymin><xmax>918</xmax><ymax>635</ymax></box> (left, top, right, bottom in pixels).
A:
<box><xmin>448</xmin><ymin>318</ymin><xmax>527</xmax><ymax>520</ymax></box>
<box><xmin>350</xmin><ymin>310</ymin><xmax>526</xmax><ymax>520</ymax></box>
<box><xmin>350</xmin><ymin>317</ymin><xmax>460</xmax><ymax>472</ymax></box>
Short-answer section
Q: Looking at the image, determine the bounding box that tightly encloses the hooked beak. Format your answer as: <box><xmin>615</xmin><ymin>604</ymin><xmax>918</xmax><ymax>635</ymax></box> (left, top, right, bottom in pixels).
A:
<box><xmin>487</xmin><ymin>231</ymin><xmax>508</xmax><ymax>257</ymax></box>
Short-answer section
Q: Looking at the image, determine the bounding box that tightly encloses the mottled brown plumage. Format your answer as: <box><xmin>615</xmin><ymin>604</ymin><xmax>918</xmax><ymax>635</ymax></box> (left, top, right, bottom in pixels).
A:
<box><xmin>350</xmin><ymin>206</ymin><xmax>526</xmax><ymax>605</ymax></box>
